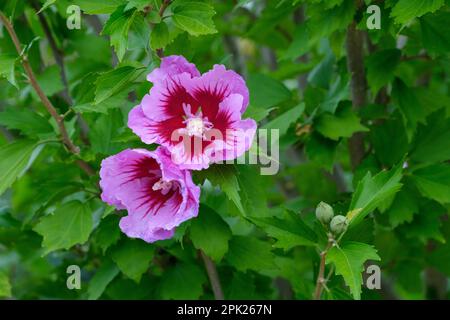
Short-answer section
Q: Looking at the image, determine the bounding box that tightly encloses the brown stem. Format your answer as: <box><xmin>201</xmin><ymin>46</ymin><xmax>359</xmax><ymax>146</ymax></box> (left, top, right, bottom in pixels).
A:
<box><xmin>313</xmin><ymin>239</ymin><xmax>333</xmax><ymax>300</ymax></box>
<box><xmin>0</xmin><ymin>12</ymin><xmax>79</xmax><ymax>154</ymax></box>
<box><xmin>0</xmin><ymin>11</ymin><xmax>94</xmax><ymax>176</ymax></box>
<box><xmin>159</xmin><ymin>0</ymin><xmax>172</xmax><ymax>17</ymax></box>
<box><xmin>75</xmin><ymin>159</ymin><xmax>96</xmax><ymax>177</ymax></box>
<box><xmin>401</xmin><ymin>54</ymin><xmax>431</xmax><ymax>62</ymax></box>
<box><xmin>200</xmin><ymin>250</ymin><xmax>225</xmax><ymax>300</ymax></box>
<box><xmin>346</xmin><ymin>21</ymin><xmax>367</xmax><ymax>169</ymax></box>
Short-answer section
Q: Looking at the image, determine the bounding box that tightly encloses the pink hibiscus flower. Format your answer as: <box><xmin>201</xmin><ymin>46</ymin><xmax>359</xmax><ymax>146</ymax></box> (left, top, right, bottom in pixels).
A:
<box><xmin>128</xmin><ymin>55</ymin><xmax>257</xmax><ymax>170</ymax></box>
<box><xmin>99</xmin><ymin>147</ymin><xmax>200</xmax><ymax>243</ymax></box>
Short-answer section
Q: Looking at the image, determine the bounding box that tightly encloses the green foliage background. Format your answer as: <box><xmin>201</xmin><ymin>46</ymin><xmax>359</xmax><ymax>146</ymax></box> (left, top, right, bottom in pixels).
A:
<box><xmin>0</xmin><ymin>0</ymin><xmax>449</xmax><ymax>300</ymax></box>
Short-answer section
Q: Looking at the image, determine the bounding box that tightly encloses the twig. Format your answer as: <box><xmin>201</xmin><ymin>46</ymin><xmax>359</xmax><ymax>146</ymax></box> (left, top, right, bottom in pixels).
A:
<box><xmin>158</xmin><ymin>0</ymin><xmax>172</xmax><ymax>17</ymax></box>
<box><xmin>0</xmin><ymin>11</ymin><xmax>95</xmax><ymax>176</ymax></box>
<box><xmin>313</xmin><ymin>237</ymin><xmax>334</xmax><ymax>300</ymax></box>
<box><xmin>200</xmin><ymin>250</ymin><xmax>225</xmax><ymax>300</ymax></box>
<box><xmin>401</xmin><ymin>54</ymin><xmax>431</xmax><ymax>62</ymax></box>
<box><xmin>0</xmin><ymin>11</ymin><xmax>79</xmax><ymax>154</ymax></box>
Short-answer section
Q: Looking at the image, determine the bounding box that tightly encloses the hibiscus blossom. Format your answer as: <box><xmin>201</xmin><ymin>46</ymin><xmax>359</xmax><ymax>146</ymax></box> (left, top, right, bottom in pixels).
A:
<box><xmin>128</xmin><ymin>55</ymin><xmax>257</xmax><ymax>170</ymax></box>
<box><xmin>99</xmin><ymin>147</ymin><xmax>200</xmax><ymax>243</ymax></box>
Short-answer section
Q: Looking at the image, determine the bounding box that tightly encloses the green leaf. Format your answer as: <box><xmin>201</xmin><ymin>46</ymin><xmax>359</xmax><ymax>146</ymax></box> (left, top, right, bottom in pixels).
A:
<box><xmin>95</xmin><ymin>215</ymin><xmax>121</xmax><ymax>254</ymax></box>
<box><xmin>0</xmin><ymin>54</ymin><xmax>17</xmax><ymax>88</ymax></box>
<box><xmin>150</xmin><ymin>22</ymin><xmax>171</xmax><ymax>50</ymax></box>
<box><xmin>262</xmin><ymin>103</ymin><xmax>304</xmax><ymax>136</ymax></box>
<box><xmin>225</xmin><ymin>272</ymin><xmax>258</xmax><ymax>299</ymax></box>
<box><xmin>243</xmin><ymin>105</ymin><xmax>274</xmax><ymax>122</ymax></box>
<box><xmin>0</xmin><ymin>108</ymin><xmax>53</xmax><ymax>137</ymax></box>
<box><xmin>35</xmin><ymin>66</ymin><xmax>64</xmax><ymax>97</ymax></box>
<box><xmin>226</xmin><ymin>236</ymin><xmax>276</xmax><ymax>272</ymax></box>
<box><xmin>101</xmin><ymin>6</ymin><xmax>137</xmax><ymax>61</ymax></box>
<box><xmin>199</xmin><ymin>165</ymin><xmax>244</xmax><ymax>215</ymax></box>
<box><xmin>0</xmin><ymin>140</ymin><xmax>39</xmax><ymax>196</ymax></box>
<box><xmin>87</xmin><ymin>259</ymin><xmax>120</xmax><ymax>300</ymax></box>
<box><xmin>288</xmin><ymin>162</ymin><xmax>338</xmax><ymax>203</ymax></box>
<box><xmin>370</xmin><ymin>116</ymin><xmax>408</xmax><ymax>167</ymax></box>
<box><xmin>315</xmin><ymin>103</ymin><xmax>368</xmax><ymax>140</ymax></box>
<box><xmin>348</xmin><ymin>164</ymin><xmax>403</xmax><ymax>226</ymax></box>
<box><xmin>73</xmin><ymin>72</ymin><xmax>132</xmax><ymax>114</ymax></box>
<box><xmin>420</xmin><ymin>11</ymin><xmax>450</xmax><ymax>55</ymax></box>
<box><xmin>411</xmin><ymin>164</ymin><xmax>450</xmax><ymax>204</ymax></box>
<box><xmin>171</xmin><ymin>1</ymin><xmax>217</xmax><ymax>36</ymax></box>
<box><xmin>326</xmin><ymin>241</ymin><xmax>380</xmax><ymax>300</ymax></box>
<box><xmin>428</xmin><ymin>242</ymin><xmax>450</xmax><ymax>276</ymax></box>
<box><xmin>385</xmin><ymin>188</ymin><xmax>418</xmax><ymax>227</ymax></box>
<box><xmin>366</xmin><ymin>49</ymin><xmax>401</xmax><ymax>95</ymax></box>
<box><xmin>124</xmin><ymin>0</ymin><xmax>150</xmax><ymax>11</ymax></box>
<box><xmin>308</xmin><ymin>0</ymin><xmax>355</xmax><ymax>39</ymax></box>
<box><xmin>128</xmin><ymin>13</ymin><xmax>151</xmax><ymax>50</ymax></box>
<box><xmin>247</xmin><ymin>73</ymin><xmax>291</xmax><ymax>109</ymax></box>
<box><xmin>305</xmin><ymin>133</ymin><xmax>338</xmax><ymax>171</ymax></box>
<box><xmin>236</xmin><ymin>165</ymin><xmax>271</xmax><ymax>217</ymax></box>
<box><xmin>319</xmin><ymin>76</ymin><xmax>349</xmax><ymax>114</ymax></box>
<box><xmin>94</xmin><ymin>65</ymin><xmax>144</xmax><ymax>105</ymax></box>
<box><xmin>34</xmin><ymin>200</ymin><xmax>94</xmax><ymax>255</ymax></box>
<box><xmin>111</xmin><ymin>239</ymin><xmax>154</xmax><ymax>282</ymax></box>
<box><xmin>410</xmin><ymin>109</ymin><xmax>450</xmax><ymax>165</ymax></box>
<box><xmin>250</xmin><ymin>210</ymin><xmax>317</xmax><ymax>250</ymax></box>
<box><xmin>190</xmin><ymin>205</ymin><xmax>231</xmax><ymax>262</ymax></box>
<box><xmin>159</xmin><ymin>263</ymin><xmax>206</xmax><ymax>299</ymax></box>
<box><xmin>401</xmin><ymin>201</ymin><xmax>445</xmax><ymax>243</ymax></box>
<box><xmin>37</xmin><ymin>0</ymin><xmax>56</xmax><ymax>13</ymax></box>
<box><xmin>282</xmin><ymin>24</ymin><xmax>308</xmax><ymax>61</ymax></box>
<box><xmin>75</xmin><ymin>0</ymin><xmax>126</xmax><ymax>14</ymax></box>
<box><xmin>307</xmin><ymin>53</ymin><xmax>334</xmax><ymax>89</ymax></box>
<box><xmin>391</xmin><ymin>0</ymin><xmax>444</xmax><ymax>25</ymax></box>
<box><xmin>89</xmin><ymin>109</ymin><xmax>124</xmax><ymax>155</ymax></box>
<box><xmin>392</xmin><ymin>79</ymin><xmax>428</xmax><ymax>140</ymax></box>
<box><xmin>0</xmin><ymin>272</ymin><xmax>11</xmax><ymax>298</ymax></box>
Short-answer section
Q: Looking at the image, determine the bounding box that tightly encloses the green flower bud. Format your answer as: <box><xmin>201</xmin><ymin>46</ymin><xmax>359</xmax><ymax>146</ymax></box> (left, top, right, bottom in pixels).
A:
<box><xmin>330</xmin><ymin>215</ymin><xmax>348</xmax><ymax>234</ymax></box>
<box><xmin>315</xmin><ymin>201</ymin><xmax>334</xmax><ymax>224</ymax></box>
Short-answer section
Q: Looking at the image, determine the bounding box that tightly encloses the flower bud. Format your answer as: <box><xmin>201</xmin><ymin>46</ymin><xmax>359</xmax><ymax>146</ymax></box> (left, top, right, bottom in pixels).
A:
<box><xmin>315</xmin><ymin>201</ymin><xmax>334</xmax><ymax>224</ymax></box>
<box><xmin>330</xmin><ymin>215</ymin><xmax>348</xmax><ymax>234</ymax></box>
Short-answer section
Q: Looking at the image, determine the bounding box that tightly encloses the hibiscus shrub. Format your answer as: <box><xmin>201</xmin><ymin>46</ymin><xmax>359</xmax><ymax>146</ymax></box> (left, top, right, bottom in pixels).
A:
<box><xmin>0</xmin><ymin>0</ymin><xmax>450</xmax><ymax>300</ymax></box>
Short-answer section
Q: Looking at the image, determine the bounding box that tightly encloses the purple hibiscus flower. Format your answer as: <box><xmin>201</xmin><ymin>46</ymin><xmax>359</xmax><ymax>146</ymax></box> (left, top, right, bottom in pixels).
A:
<box><xmin>100</xmin><ymin>147</ymin><xmax>200</xmax><ymax>243</ymax></box>
<box><xmin>128</xmin><ymin>55</ymin><xmax>257</xmax><ymax>170</ymax></box>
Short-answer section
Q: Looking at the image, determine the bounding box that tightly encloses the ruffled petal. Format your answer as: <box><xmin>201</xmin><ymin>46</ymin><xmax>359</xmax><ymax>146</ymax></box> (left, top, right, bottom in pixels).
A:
<box><xmin>142</xmin><ymin>72</ymin><xmax>198</xmax><ymax>122</ymax></box>
<box><xmin>185</xmin><ymin>64</ymin><xmax>249</xmax><ymax>120</ymax></box>
<box><xmin>147</xmin><ymin>55</ymin><xmax>200</xmax><ymax>84</ymax></box>
<box><xmin>127</xmin><ymin>105</ymin><xmax>159</xmax><ymax>145</ymax></box>
<box><xmin>99</xmin><ymin>147</ymin><xmax>200</xmax><ymax>243</ymax></box>
<box><xmin>210</xmin><ymin>94</ymin><xmax>257</xmax><ymax>162</ymax></box>
<box><xmin>169</xmin><ymin>135</ymin><xmax>214</xmax><ymax>170</ymax></box>
<box><xmin>100</xmin><ymin>149</ymin><xmax>160</xmax><ymax>210</ymax></box>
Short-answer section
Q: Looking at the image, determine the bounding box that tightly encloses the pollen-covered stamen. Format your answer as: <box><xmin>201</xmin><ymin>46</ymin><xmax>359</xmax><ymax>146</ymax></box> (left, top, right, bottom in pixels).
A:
<box><xmin>152</xmin><ymin>178</ymin><xmax>173</xmax><ymax>195</ymax></box>
<box><xmin>182</xmin><ymin>103</ymin><xmax>213</xmax><ymax>138</ymax></box>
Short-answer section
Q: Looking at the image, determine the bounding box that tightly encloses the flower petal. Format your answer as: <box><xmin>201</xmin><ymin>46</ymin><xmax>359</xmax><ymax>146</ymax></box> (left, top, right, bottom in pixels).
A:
<box><xmin>142</xmin><ymin>72</ymin><xmax>197</xmax><ymax>122</ymax></box>
<box><xmin>210</xmin><ymin>94</ymin><xmax>257</xmax><ymax>162</ymax></box>
<box><xmin>185</xmin><ymin>64</ymin><xmax>249</xmax><ymax>120</ymax></box>
<box><xmin>128</xmin><ymin>105</ymin><xmax>160</xmax><ymax>145</ymax></box>
<box><xmin>147</xmin><ymin>55</ymin><xmax>200</xmax><ymax>84</ymax></box>
<box><xmin>99</xmin><ymin>147</ymin><xmax>200</xmax><ymax>243</ymax></box>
